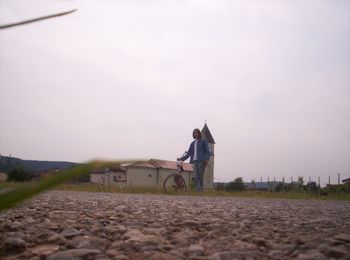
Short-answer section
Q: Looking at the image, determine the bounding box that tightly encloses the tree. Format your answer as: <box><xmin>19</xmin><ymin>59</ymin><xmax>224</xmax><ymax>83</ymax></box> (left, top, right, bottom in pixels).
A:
<box><xmin>275</xmin><ymin>182</ymin><xmax>285</xmax><ymax>192</ymax></box>
<box><xmin>297</xmin><ymin>176</ymin><xmax>305</xmax><ymax>192</ymax></box>
<box><xmin>226</xmin><ymin>177</ymin><xmax>246</xmax><ymax>191</ymax></box>
<box><xmin>7</xmin><ymin>167</ymin><xmax>31</xmax><ymax>182</ymax></box>
<box><xmin>306</xmin><ymin>181</ymin><xmax>319</xmax><ymax>193</ymax></box>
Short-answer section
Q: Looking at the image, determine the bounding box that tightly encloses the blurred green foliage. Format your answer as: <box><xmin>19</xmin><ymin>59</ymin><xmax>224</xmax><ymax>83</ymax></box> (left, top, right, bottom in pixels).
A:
<box><xmin>0</xmin><ymin>160</ymin><xmax>141</xmax><ymax>212</ymax></box>
<box><xmin>226</xmin><ymin>177</ymin><xmax>246</xmax><ymax>191</ymax></box>
<box><xmin>7</xmin><ymin>167</ymin><xmax>31</xmax><ymax>182</ymax></box>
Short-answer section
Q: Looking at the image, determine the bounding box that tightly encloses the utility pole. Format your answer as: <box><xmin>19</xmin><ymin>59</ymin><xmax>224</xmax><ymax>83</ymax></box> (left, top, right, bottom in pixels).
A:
<box><xmin>338</xmin><ymin>173</ymin><xmax>340</xmax><ymax>185</ymax></box>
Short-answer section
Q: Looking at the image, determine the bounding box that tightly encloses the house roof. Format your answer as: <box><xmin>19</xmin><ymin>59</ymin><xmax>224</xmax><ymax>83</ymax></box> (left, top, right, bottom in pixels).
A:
<box><xmin>150</xmin><ymin>159</ymin><xmax>193</xmax><ymax>172</ymax></box>
<box><xmin>342</xmin><ymin>178</ymin><xmax>350</xmax><ymax>183</ymax></box>
<box><xmin>92</xmin><ymin>164</ymin><xmax>126</xmax><ymax>174</ymax></box>
<box><xmin>123</xmin><ymin>161</ymin><xmax>158</xmax><ymax>169</ymax></box>
<box><xmin>92</xmin><ymin>159</ymin><xmax>193</xmax><ymax>173</ymax></box>
<box><xmin>201</xmin><ymin>123</ymin><xmax>215</xmax><ymax>144</ymax></box>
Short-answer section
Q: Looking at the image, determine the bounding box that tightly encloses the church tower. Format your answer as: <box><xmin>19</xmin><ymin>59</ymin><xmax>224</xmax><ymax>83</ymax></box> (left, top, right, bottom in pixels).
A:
<box><xmin>201</xmin><ymin>123</ymin><xmax>215</xmax><ymax>189</ymax></box>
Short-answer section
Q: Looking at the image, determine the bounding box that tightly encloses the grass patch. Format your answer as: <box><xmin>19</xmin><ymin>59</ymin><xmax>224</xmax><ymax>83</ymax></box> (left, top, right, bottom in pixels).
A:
<box><xmin>56</xmin><ymin>183</ymin><xmax>350</xmax><ymax>200</ymax></box>
<box><xmin>1</xmin><ymin>177</ymin><xmax>349</xmax><ymax>211</ymax></box>
<box><xmin>204</xmin><ymin>190</ymin><xmax>350</xmax><ymax>200</ymax></box>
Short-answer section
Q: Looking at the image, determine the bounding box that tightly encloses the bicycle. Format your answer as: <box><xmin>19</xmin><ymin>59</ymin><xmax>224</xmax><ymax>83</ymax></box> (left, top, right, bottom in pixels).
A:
<box><xmin>163</xmin><ymin>158</ymin><xmax>187</xmax><ymax>193</ymax></box>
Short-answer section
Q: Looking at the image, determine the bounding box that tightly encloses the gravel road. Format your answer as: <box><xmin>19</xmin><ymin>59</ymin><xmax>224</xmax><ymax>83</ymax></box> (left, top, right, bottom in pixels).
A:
<box><xmin>1</xmin><ymin>191</ymin><xmax>350</xmax><ymax>259</ymax></box>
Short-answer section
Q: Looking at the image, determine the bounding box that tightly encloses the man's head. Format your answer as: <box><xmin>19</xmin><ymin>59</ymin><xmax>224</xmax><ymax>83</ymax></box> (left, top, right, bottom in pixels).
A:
<box><xmin>192</xmin><ymin>128</ymin><xmax>202</xmax><ymax>139</ymax></box>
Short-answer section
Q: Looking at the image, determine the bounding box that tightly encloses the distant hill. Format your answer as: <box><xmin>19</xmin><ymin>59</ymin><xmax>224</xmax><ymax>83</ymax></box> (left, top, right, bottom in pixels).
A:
<box><xmin>0</xmin><ymin>155</ymin><xmax>77</xmax><ymax>174</ymax></box>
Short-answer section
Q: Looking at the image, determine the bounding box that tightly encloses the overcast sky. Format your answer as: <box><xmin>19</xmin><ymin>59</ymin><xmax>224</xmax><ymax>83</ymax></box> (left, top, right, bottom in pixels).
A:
<box><xmin>0</xmin><ymin>0</ymin><xmax>349</xmax><ymax>186</ymax></box>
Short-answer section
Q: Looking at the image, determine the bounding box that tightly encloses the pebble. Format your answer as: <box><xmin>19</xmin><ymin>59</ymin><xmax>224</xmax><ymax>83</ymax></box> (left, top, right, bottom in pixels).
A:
<box><xmin>188</xmin><ymin>244</ymin><xmax>205</xmax><ymax>256</ymax></box>
<box><xmin>298</xmin><ymin>250</ymin><xmax>327</xmax><ymax>260</ymax></box>
<box><xmin>47</xmin><ymin>248</ymin><xmax>101</xmax><ymax>259</ymax></box>
<box><xmin>0</xmin><ymin>190</ymin><xmax>349</xmax><ymax>259</ymax></box>
<box><xmin>4</xmin><ymin>237</ymin><xmax>26</xmax><ymax>250</ymax></box>
<box><xmin>335</xmin><ymin>233</ymin><xmax>350</xmax><ymax>243</ymax></box>
<box><xmin>326</xmin><ymin>245</ymin><xmax>349</xmax><ymax>258</ymax></box>
<box><xmin>47</xmin><ymin>233</ymin><xmax>67</xmax><ymax>245</ymax></box>
<box><xmin>60</xmin><ymin>227</ymin><xmax>81</xmax><ymax>238</ymax></box>
<box><xmin>30</xmin><ymin>244</ymin><xmax>60</xmax><ymax>256</ymax></box>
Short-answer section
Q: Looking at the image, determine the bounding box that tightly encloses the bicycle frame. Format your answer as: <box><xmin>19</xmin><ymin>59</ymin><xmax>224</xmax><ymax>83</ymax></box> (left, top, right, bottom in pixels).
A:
<box><xmin>163</xmin><ymin>156</ymin><xmax>187</xmax><ymax>193</ymax></box>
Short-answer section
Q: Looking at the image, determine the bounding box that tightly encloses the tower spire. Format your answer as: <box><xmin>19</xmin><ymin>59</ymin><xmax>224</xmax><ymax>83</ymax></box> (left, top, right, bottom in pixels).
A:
<box><xmin>201</xmin><ymin>122</ymin><xmax>215</xmax><ymax>144</ymax></box>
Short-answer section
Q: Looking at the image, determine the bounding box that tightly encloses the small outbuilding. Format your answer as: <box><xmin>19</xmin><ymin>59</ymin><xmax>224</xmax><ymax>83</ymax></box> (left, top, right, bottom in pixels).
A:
<box><xmin>342</xmin><ymin>178</ymin><xmax>350</xmax><ymax>185</ymax></box>
<box><xmin>0</xmin><ymin>172</ymin><xmax>7</xmax><ymax>182</ymax></box>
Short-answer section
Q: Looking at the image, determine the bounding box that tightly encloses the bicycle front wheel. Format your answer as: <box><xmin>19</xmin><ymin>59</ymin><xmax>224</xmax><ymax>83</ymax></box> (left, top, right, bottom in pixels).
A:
<box><xmin>163</xmin><ymin>174</ymin><xmax>187</xmax><ymax>193</ymax></box>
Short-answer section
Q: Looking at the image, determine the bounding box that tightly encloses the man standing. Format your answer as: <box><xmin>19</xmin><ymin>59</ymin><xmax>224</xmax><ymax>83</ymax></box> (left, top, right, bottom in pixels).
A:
<box><xmin>177</xmin><ymin>128</ymin><xmax>211</xmax><ymax>192</ymax></box>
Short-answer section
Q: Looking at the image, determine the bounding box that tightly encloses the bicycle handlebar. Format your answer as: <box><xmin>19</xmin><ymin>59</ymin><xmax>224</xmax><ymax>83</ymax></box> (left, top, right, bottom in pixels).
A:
<box><xmin>176</xmin><ymin>151</ymin><xmax>188</xmax><ymax>161</ymax></box>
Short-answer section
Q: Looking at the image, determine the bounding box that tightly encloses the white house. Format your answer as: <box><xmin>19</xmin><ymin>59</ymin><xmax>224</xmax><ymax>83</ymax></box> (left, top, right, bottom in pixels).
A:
<box><xmin>90</xmin><ymin>159</ymin><xmax>193</xmax><ymax>188</ymax></box>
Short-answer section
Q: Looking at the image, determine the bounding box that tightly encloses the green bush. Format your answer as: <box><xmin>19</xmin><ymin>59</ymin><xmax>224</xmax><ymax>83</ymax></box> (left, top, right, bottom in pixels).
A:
<box><xmin>322</xmin><ymin>184</ymin><xmax>350</xmax><ymax>194</ymax></box>
<box><xmin>275</xmin><ymin>182</ymin><xmax>285</xmax><ymax>192</ymax></box>
<box><xmin>306</xmin><ymin>181</ymin><xmax>320</xmax><ymax>193</ymax></box>
<box><xmin>296</xmin><ymin>176</ymin><xmax>305</xmax><ymax>192</ymax></box>
<box><xmin>189</xmin><ymin>178</ymin><xmax>195</xmax><ymax>191</ymax></box>
<box><xmin>7</xmin><ymin>167</ymin><xmax>31</xmax><ymax>182</ymax></box>
<box><xmin>226</xmin><ymin>177</ymin><xmax>246</xmax><ymax>191</ymax></box>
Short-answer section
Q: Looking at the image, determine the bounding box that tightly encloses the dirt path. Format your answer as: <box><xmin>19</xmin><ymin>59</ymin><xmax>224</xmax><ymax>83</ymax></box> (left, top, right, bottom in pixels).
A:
<box><xmin>1</xmin><ymin>191</ymin><xmax>349</xmax><ymax>259</ymax></box>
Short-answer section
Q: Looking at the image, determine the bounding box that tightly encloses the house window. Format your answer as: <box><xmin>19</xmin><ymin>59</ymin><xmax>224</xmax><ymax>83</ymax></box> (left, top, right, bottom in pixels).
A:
<box><xmin>113</xmin><ymin>172</ymin><xmax>126</xmax><ymax>182</ymax></box>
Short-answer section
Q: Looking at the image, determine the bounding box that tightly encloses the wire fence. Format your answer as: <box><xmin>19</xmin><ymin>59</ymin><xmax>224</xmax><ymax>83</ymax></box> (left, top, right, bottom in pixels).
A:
<box><xmin>214</xmin><ymin>173</ymin><xmax>349</xmax><ymax>192</ymax></box>
<box><xmin>248</xmin><ymin>173</ymin><xmax>347</xmax><ymax>189</ymax></box>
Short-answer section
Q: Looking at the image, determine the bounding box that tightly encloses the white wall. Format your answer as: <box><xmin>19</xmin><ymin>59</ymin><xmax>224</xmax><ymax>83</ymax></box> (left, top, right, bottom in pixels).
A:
<box><xmin>90</xmin><ymin>165</ymin><xmax>208</xmax><ymax>189</ymax></box>
<box><xmin>126</xmin><ymin>167</ymin><xmax>157</xmax><ymax>187</ymax></box>
<box><xmin>90</xmin><ymin>171</ymin><xmax>126</xmax><ymax>187</ymax></box>
<box><xmin>110</xmin><ymin>171</ymin><xmax>126</xmax><ymax>187</ymax></box>
<box><xmin>0</xmin><ymin>173</ymin><xmax>7</xmax><ymax>182</ymax></box>
<box><xmin>203</xmin><ymin>143</ymin><xmax>214</xmax><ymax>189</ymax></box>
<box><xmin>90</xmin><ymin>173</ymin><xmax>105</xmax><ymax>184</ymax></box>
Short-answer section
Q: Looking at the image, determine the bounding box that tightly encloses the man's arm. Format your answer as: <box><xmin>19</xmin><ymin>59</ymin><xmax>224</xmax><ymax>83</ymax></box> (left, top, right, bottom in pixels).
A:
<box><xmin>178</xmin><ymin>152</ymin><xmax>189</xmax><ymax>162</ymax></box>
<box><xmin>177</xmin><ymin>142</ymin><xmax>193</xmax><ymax>161</ymax></box>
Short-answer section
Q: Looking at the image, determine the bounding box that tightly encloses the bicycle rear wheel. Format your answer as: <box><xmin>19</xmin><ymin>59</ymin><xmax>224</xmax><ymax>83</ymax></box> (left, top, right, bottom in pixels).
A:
<box><xmin>163</xmin><ymin>174</ymin><xmax>187</xmax><ymax>193</ymax></box>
